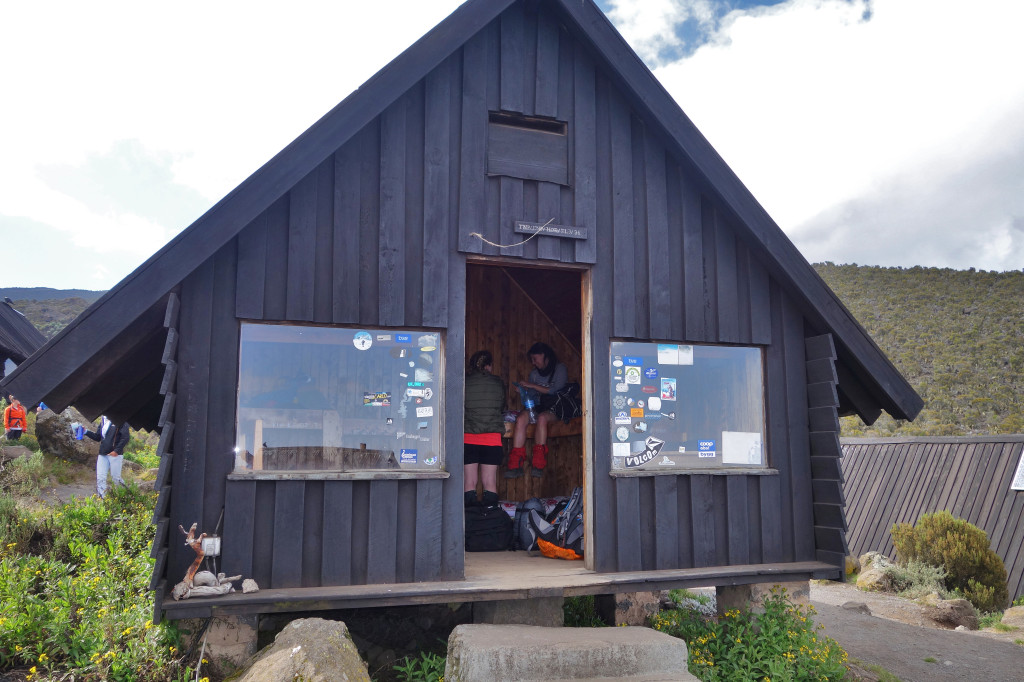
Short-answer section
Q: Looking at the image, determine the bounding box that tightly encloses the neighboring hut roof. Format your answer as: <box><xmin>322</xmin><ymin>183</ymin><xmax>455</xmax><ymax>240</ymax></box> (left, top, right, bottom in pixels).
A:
<box><xmin>0</xmin><ymin>0</ymin><xmax>921</xmax><ymax>429</ymax></box>
<box><xmin>842</xmin><ymin>436</ymin><xmax>1024</xmax><ymax>600</ymax></box>
<box><xmin>0</xmin><ymin>299</ymin><xmax>46</xmax><ymax>365</ymax></box>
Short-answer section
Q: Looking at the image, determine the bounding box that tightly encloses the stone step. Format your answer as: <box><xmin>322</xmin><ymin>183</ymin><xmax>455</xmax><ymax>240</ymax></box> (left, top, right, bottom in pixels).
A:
<box><xmin>444</xmin><ymin>624</ymin><xmax>697</xmax><ymax>681</ymax></box>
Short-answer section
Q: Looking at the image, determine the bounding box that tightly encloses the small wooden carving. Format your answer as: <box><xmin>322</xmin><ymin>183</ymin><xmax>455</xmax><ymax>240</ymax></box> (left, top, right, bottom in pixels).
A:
<box><xmin>179</xmin><ymin>522</ymin><xmax>206</xmax><ymax>587</ymax></box>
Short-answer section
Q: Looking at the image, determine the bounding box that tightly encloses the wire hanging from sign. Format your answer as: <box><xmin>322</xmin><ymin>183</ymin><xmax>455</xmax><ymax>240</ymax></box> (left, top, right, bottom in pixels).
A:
<box><xmin>468</xmin><ymin>218</ymin><xmax>554</xmax><ymax>249</ymax></box>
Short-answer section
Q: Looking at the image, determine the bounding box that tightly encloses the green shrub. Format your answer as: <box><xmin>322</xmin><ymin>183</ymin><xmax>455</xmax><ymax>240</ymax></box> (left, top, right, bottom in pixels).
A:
<box><xmin>882</xmin><ymin>559</ymin><xmax>950</xmax><ymax>600</ymax></box>
<box><xmin>891</xmin><ymin>511</ymin><xmax>1009</xmax><ymax>612</ymax></box>
<box><xmin>393</xmin><ymin>650</ymin><xmax>446</xmax><ymax>682</ymax></box>
<box><xmin>2</xmin><ymin>451</ymin><xmax>52</xmax><ymax>496</ymax></box>
<box><xmin>563</xmin><ymin>595</ymin><xmax>607</xmax><ymax>627</ymax></box>
<box><xmin>124</xmin><ymin>434</ymin><xmax>159</xmax><ymax>469</ymax></box>
<box><xmin>652</xmin><ymin>586</ymin><xmax>848</xmax><ymax>681</ymax></box>
<box><xmin>0</xmin><ymin>486</ymin><xmax>195</xmax><ymax>680</ymax></box>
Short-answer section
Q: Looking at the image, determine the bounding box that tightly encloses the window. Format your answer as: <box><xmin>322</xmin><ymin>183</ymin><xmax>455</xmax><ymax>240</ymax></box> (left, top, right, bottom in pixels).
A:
<box><xmin>235</xmin><ymin>324</ymin><xmax>443</xmax><ymax>473</ymax></box>
<box><xmin>609</xmin><ymin>342</ymin><xmax>765</xmax><ymax>472</ymax></box>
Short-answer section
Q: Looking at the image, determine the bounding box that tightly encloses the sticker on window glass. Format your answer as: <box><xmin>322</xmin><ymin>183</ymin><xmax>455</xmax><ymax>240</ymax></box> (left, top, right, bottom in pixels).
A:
<box><xmin>648</xmin><ymin>397</ymin><xmax>662</xmax><ymax>411</ymax></box>
<box><xmin>661</xmin><ymin>378</ymin><xmax>677</xmax><ymax>401</ymax></box>
<box><xmin>613</xmin><ymin>442</ymin><xmax>630</xmax><ymax>458</ymax></box>
<box><xmin>624</xmin><ymin>367</ymin><xmax>642</xmax><ymax>385</ymax></box>
<box><xmin>396</xmin><ymin>334</ymin><xmax>412</xmax><ymax>343</ymax></box>
<box><xmin>625</xmin><ymin>436</ymin><xmax>664</xmax><ymax>468</ymax></box>
<box><xmin>353</xmin><ymin>331</ymin><xmax>373</xmax><ymax>350</ymax></box>
<box><xmin>615</xmin><ymin>426</ymin><xmax>630</xmax><ymax>442</ymax></box>
<box><xmin>416</xmin><ymin>406</ymin><xmax>434</xmax><ymax>418</ymax></box>
<box><xmin>698</xmin><ymin>440</ymin><xmax>716</xmax><ymax>458</ymax></box>
<box><xmin>363</xmin><ymin>392</ymin><xmax>391</xmax><ymax>407</ymax></box>
<box><xmin>723</xmin><ymin>431</ymin><xmax>763</xmax><ymax>465</ymax></box>
<box><xmin>615</xmin><ymin>411</ymin><xmax>631</xmax><ymax>425</ymax></box>
<box><xmin>400</xmin><ymin>449</ymin><xmax>418</xmax><ymax>464</ymax></box>
<box><xmin>644</xmin><ymin>367</ymin><xmax>658</xmax><ymax>379</ymax></box>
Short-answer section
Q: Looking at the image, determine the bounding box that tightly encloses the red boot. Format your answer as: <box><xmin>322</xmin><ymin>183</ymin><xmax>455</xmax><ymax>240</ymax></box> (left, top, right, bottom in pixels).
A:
<box><xmin>504</xmin><ymin>447</ymin><xmax>526</xmax><ymax>478</ymax></box>
<box><xmin>531</xmin><ymin>444</ymin><xmax>548</xmax><ymax>478</ymax></box>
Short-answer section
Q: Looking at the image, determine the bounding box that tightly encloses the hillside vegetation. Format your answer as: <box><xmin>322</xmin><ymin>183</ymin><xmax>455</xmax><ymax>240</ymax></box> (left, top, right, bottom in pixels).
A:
<box><xmin>814</xmin><ymin>263</ymin><xmax>1024</xmax><ymax>437</ymax></box>
<box><xmin>11</xmin><ymin>297</ymin><xmax>94</xmax><ymax>340</ymax></box>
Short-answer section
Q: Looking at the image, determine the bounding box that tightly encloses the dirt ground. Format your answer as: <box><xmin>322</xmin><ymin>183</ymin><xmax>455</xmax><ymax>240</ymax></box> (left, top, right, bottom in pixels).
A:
<box><xmin>810</xmin><ymin>580</ymin><xmax>1024</xmax><ymax>681</ymax></box>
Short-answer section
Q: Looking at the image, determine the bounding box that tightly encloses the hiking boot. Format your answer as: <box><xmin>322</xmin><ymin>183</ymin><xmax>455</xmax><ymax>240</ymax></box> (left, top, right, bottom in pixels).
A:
<box><xmin>530</xmin><ymin>467</ymin><xmax>544</xmax><ymax>478</ymax></box>
<box><xmin>464</xmin><ymin>490</ymin><xmax>480</xmax><ymax>507</ymax></box>
<box><xmin>481</xmin><ymin>490</ymin><xmax>499</xmax><ymax>506</ymax></box>
<box><xmin>531</xmin><ymin>443</ymin><xmax>548</xmax><ymax>470</ymax></box>
<box><xmin>504</xmin><ymin>446</ymin><xmax>526</xmax><ymax>478</ymax></box>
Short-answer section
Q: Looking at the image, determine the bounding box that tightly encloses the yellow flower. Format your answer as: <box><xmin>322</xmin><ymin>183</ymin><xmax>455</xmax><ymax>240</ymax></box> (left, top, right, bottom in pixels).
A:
<box><xmin>29</xmin><ymin>667</ymin><xmax>37</xmax><ymax>674</ymax></box>
<box><xmin>38</xmin><ymin>653</ymin><xmax>48</xmax><ymax>662</ymax></box>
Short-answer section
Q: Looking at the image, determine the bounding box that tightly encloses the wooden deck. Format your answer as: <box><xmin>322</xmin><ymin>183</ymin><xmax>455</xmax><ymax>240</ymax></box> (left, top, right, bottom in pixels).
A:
<box><xmin>160</xmin><ymin>554</ymin><xmax>837</xmax><ymax>620</ymax></box>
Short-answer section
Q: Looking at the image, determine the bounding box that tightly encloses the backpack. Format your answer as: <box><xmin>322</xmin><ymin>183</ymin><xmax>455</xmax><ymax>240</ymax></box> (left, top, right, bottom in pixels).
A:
<box><xmin>512</xmin><ymin>497</ymin><xmax>547</xmax><ymax>551</ymax></box>
<box><xmin>549</xmin><ymin>383</ymin><xmax>583</xmax><ymax>424</ymax></box>
<box><xmin>528</xmin><ymin>486</ymin><xmax>584</xmax><ymax>559</ymax></box>
<box><xmin>465</xmin><ymin>504</ymin><xmax>513</xmax><ymax>551</ymax></box>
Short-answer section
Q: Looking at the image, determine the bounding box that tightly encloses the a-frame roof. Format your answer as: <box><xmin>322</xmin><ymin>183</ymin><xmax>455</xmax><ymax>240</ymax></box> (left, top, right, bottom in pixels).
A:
<box><xmin>0</xmin><ymin>0</ymin><xmax>922</xmax><ymax>427</ymax></box>
<box><xmin>0</xmin><ymin>300</ymin><xmax>46</xmax><ymax>366</ymax></box>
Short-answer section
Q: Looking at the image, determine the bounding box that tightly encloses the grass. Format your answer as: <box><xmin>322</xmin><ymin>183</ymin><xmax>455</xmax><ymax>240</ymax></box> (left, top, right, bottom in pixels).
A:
<box><xmin>923</xmin><ymin>656</ymin><xmax>937</xmax><ymax>663</ymax></box>
<box><xmin>849</xmin><ymin>659</ymin><xmax>903</xmax><ymax>682</ymax></box>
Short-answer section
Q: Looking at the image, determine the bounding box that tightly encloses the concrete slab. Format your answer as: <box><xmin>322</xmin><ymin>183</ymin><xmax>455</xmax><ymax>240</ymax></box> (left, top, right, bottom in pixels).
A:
<box><xmin>445</xmin><ymin>624</ymin><xmax>696</xmax><ymax>681</ymax></box>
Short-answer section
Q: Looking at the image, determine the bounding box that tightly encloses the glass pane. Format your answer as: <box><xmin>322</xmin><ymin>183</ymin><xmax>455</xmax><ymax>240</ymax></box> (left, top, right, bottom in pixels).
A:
<box><xmin>235</xmin><ymin>325</ymin><xmax>443</xmax><ymax>472</ymax></box>
<box><xmin>609</xmin><ymin>342</ymin><xmax>765</xmax><ymax>471</ymax></box>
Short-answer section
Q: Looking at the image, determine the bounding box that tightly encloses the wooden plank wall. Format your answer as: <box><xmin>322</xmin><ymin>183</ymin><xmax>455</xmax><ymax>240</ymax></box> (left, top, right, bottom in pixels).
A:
<box><xmin>842</xmin><ymin>437</ymin><xmax>1024</xmax><ymax>600</ymax></box>
<box><xmin>164</xmin><ymin>2</ymin><xmax>827</xmax><ymax>587</ymax></box>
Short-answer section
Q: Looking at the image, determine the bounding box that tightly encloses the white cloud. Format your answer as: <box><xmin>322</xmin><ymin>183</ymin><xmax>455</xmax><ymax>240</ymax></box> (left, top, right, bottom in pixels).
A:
<box><xmin>645</xmin><ymin>0</ymin><xmax>1024</xmax><ymax>269</ymax></box>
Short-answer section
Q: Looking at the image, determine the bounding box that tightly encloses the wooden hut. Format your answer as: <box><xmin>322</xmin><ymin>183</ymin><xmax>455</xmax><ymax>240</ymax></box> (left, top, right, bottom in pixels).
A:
<box><xmin>0</xmin><ymin>299</ymin><xmax>46</xmax><ymax>382</ymax></box>
<box><xmin>0</xmin><ymin>0</ymin><xmax>921</xmax><ymax>625</ymax></box>
<box><xmin>843</xmin><ymin>436</ymin><xmax>1024</xmax><ymax>600</ymax></box>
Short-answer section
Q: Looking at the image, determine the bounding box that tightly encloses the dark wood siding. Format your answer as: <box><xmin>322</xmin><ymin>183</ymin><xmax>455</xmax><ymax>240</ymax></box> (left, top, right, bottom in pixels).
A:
<box><xmin>843</xmin><ymin>437</ymin><xmax>1024</xmax><ymax>600</ymax></box>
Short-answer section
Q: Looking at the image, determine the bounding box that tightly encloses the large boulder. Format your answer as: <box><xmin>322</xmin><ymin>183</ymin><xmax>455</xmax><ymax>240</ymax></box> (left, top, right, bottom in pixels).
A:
<box><xmin>856</xmin><ymin>567</ymin><xmax>894</xmax><ymax>593</ymax></box>
<box><xmin>922</xmin><ymin>598</ymin><xmax>978</xmax><ymax>630</ymax></box>
<box><xmin>34</xmin><ymin>409</ymin><xmax>95</xmax><ymax>463</ymax></box>
<box><xmin>234</xmin><ymin>618</ymin><xmax>369</xmax><ymax>682</ymax></box>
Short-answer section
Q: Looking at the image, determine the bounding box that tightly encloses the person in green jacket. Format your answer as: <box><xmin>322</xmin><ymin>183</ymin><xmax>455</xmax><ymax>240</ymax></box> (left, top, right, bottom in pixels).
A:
<box><xmin>464</xmin><ymin>350</ymin><xmax>506</xmax><ymax>507</ymax></box>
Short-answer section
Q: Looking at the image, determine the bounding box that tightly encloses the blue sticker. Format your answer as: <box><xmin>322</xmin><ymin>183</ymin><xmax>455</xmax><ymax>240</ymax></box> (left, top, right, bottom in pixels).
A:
<box><xmin>698</xmin><ymin>440</ymin><xmax>715</xmax><ymax>452</ymax></box>
<box><xmin>624</xmin><ymin>356</ymin><xmax>643</xmax><ymax>366</ymax></box>
<box><xmin>400</xmin><ymin>449</ymin><xmax>418</xmax><ymax>464</ymax></box>
<box><xmin>424</xmin><ymin>456</ymin><xmax>438</xmax><ymax>465</ymax></box>
<box><xmin>396</xmin><ymin>334</ymin><xmax>412</xmax><ymax>343</ymax></box>
<box><xmin>644</xmin><ymin>367</ymin><xmax>658</xmax><ymax>379</ymax></box>
<box><xmin>407</xmin><ymin>381</ymin><xmax>424</xmax><ymax>387</ymax></box>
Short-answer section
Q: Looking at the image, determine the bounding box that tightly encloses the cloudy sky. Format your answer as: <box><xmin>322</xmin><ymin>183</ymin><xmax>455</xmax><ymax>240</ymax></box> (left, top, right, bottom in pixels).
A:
<box><xmin>1</xmin><ymin>0</ymin><xmax>1021</xmax><ymax>291</ymax></box>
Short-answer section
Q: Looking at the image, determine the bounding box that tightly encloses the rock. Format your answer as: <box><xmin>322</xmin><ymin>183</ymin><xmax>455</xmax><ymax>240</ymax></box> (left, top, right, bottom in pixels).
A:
<box><xmin>955</xmin><ymin>625</ymin><xmax>968</xmax><ymax>631</ymax></box>
<box><xmin>923</xmin><ymin>598</ymin><xmax>978</xmax><ymax>630</ymax></box>
<box><xmin>842</xmin><ymin>601</ymin><xmax>872</xmax><ymax>615</ymax></box>
<box><xmin>234</xmin><ymin>618</ymin><xmax>369</xmax><ymax>682</ymax></box>
<box><xmin>1001</xmin><ymin>605</ymin><xmax>1024</xmax><ymax>628</ymax></box>
<box><xmin>845</xmin><ymin>554</ymin><xmax>861</xmax><ymax>575</ymax></box>
<box><xmin>856</xmin><ymin>567</ymin><xmax>893</xmax><ymax>592</ymax></box>
<box><xmin>0</xmin><ymin>444</ymin><xmax>34</xmax><ymax>463</ymax></box>
<box><xmin>858</xmin><ymin>551</ymin><xmax>894</xmax><ymax>571</ymax></box>
<box><xmin>242</xmin><ymin>578</ymin><xmax>259</xmax><ymax>593</ymax></box>
<box><xmin>34</xmin><ymin>410</ymin><xmax>92</xmax><ymax>463</ymax></box>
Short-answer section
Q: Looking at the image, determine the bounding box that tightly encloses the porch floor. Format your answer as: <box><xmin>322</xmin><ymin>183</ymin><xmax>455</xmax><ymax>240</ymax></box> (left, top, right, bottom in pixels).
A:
<box><xmin>160</xmin><ymin>554</ymin><xmax>837</xmax><ymax>620</ymax></box>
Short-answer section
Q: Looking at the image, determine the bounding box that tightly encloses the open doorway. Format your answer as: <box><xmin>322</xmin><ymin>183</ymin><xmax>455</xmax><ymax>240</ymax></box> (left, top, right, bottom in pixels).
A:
<box><xmin>464</xmin><ymin>260</ymin><xmax>587</xmax><ymax>526</ymax></box>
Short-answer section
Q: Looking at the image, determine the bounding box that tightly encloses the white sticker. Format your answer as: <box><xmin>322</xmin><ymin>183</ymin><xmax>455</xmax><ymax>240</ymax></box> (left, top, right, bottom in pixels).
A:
<box><xmin>416</xmin><ymin>406</ymin><xmax>434</xmax><ymax>418</ymax></box>
<box><xmin>615</xmin><ymin>426</ymin><xmax>630</xmax><ymax>442</ymax></box>
<box><xmin>613</xmin><ymin>442</ymin><xmax>630</xmax><ymax>457</ymax></box>
<box><xmin>648</xmin><ymin>397</ymin><xmax>662</xmax><ymax>411</ymax></box>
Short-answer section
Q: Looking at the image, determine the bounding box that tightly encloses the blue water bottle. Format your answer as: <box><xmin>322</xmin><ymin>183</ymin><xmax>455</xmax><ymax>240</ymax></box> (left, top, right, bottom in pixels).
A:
<box><xmin>516</xmin><ymin>383</ymin><xmax>537</xmax><ymax>424</ymax></box>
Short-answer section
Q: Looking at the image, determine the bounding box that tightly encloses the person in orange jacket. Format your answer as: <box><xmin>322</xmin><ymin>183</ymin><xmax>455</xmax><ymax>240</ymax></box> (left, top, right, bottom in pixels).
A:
<box><xmin>4</xmin><ymin>395</ymin><xmax>27</xmax><ymax>440</ymax></box>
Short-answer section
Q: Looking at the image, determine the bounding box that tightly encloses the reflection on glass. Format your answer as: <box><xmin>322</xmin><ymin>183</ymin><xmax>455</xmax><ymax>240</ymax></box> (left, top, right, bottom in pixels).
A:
<box><xmin>235</xmin><ymin>324</ymin><xmax>443</xmax><ymax>472</ymax></box>
<box><xmin>609</xmin><ymin>342</ymin><xmax>765</xmax><ymax>471</ymax></box>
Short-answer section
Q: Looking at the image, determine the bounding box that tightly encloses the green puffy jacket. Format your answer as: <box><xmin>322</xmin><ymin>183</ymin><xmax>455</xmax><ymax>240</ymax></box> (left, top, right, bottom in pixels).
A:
<box><xmin>464</xmin><ymin>371</ymin><xmax>506</xmax><ymax>434</ymax></box>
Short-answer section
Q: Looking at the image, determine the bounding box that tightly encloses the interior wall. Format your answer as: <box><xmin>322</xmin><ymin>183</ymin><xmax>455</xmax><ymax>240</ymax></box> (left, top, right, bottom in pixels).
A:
<box><xmin>465</xmin><ymin>262</ymin><xmax>584</xmax><ymax>500</ymax></box>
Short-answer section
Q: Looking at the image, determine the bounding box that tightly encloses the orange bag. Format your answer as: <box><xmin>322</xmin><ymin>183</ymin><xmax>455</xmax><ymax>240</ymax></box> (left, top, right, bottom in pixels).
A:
<box><xmin>537</xmin><ymin>537</ymin><xmax>582</xmax><ymax>561</ymax></box>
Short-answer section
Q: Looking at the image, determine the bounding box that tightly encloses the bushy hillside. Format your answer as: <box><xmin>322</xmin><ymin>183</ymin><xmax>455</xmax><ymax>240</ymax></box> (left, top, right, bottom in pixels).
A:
<box><xmin>11</xmin><ymin>297</ymin><xmax>93</xmax><ymax>340</ymax></box>
<box><xmin>814</xmin><ymin>263</ymin><xmax>1024</xmax><ymax>437</ymax></box>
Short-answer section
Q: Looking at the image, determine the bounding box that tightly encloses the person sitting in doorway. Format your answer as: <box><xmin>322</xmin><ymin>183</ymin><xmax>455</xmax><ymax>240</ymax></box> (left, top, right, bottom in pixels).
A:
<box><xmin>464</xmin><ymin>350</ymin><xmax>506</xmax><ymax>507</ymax></box>
<box><xmin>84</xmin><ymin>416</ymin><xmax>131</xmax><ymax>498</ymax></box>
<box><xmin>506</xmin><ymin>342</ymin><xmax>567</xmax><ymax>479</ymax></box>
<box><xmin>4</xmin><ymin>395</ymin><xmax>27</xmax><ymax>440</ymax></box>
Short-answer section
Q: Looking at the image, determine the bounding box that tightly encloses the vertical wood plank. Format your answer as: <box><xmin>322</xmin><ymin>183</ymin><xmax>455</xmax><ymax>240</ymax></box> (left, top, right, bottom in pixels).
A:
<box><xmin>499</xmin><ymin>177</ymin><xmax>525</xmax><ymax>258</ymax></box>
<box><xmin>263</xmin><ymin>196</ymin><xmax>290</xmax><ymax>321</ymax></box>
<box><xmin>716</xmin><ymin>217</ymin><xmax>739</xmax><ymax>342</ymax></box>
<box><xmin>396</xmin><ymin>481</ymin><xmax>418</xmax><ymax>583</ymax></box>
<box><xmin>536</xmin><ymin>183</ymin><xmax>562</xmax><ymax>260</ymax></box>
<box><xmin>367</xmin><ymin>481</ymin><xmax>399</xmax><ymax>583</ymax></box>
<box><xmin>350</xmin><ymin>482</ymin><xmax>370</xmax><ymax>583</ymax></box>
<box><xmin>222</xmin><ymin>481</ymin><xmax>255</xmax><ymax>582</ymax></box>
<box><xmin>379</xmin><ymin>99</ymin><xmax>407</xmax><ymax>327</ymax></box>
<box><xmin>458</xmin><ymin>34</ymin><xmax>488</xmax><ymax>255</ymax></box>
<box><xmin>654</xmin><ymin>475</ymin><xmax>679</xmax><ymax>569</ymax></box>
<box><xmin>690</xmin><ymin>474</ymin><xmax>716</xmax><ymax>567</ymax></box>
<box><xmin>321</xmin><ymin>481</ymin><xmax>353</xmax><ymax>584</ymax></box>
<box><xmin>610</xmin><ymin>91</ymin><xmax>635</xmax><ymax>338</ymax></box>
<box><xmin>302</xmin><ymin>481</ymin><xmax>324</xmax><ymax>587</ymax></box>
<box><xmin>423</xmin><ymin>61</ymin><xmax>452</xmax><ymax>328</ymax></box>
<box><xmin>783</xmin><ymin>297</ymin><xmax>814</xmax><ymax>561</ymax></box>
<box><xmin>414</xmin><ymin>479</ymin><xmax>444</xmax><ymax>582</ymax></box>
<box><xmin>749</xmin><ymin>256</ymin><xmax>772</xmax><ymax>344</ymax></box>
<box><xmin>630</xmin><ymin>115</ymin><xmax>650</xmax><ymax>339</ymax></box>
<box><xmin>235</xmin><ymin>213</ymin><xmax>267</xmax><ymax>319</ymax></box>
<box><xmin>615</xmin><ymin>478</ymin><xmax>641</xmax><ymax>571</ymax></box>
<box><xmin>272</xmin><ymin>481</ymin><xmax>305</xmax><ymax>588</ymax></box>
<box><xmin>700</xmin><ymin>198</ymin><xmax>719</xmax><ymax>340</ymax></box>
<box><xmin>313</xmin><ymin>158</ymin><xmax>335</xmax><ymax>324</ymax></box>
<box><xmin>682</xmin><ymin>182</ymin><xmax>704</xmax><ymax>341</ymax></box>
<box><xmin>766</xmin><ymin>281</ymin><xmax>794</xmax><ymax>560</ymax></box>
<box><xmin>500</xmin><ymin>7</ymin><xmax>524</xmax><ymax>114</ymax></box>
<box><xmin>534</xmin><ymin>7</ymin><xmax>559</xmax><ymax>118</ymax></box>
<box><xmin>675</xmin><ymin>476</ymin><xmax>694</xmax><ymax>567</ymax></box>
<box><xmin>727</xmin><ymin>476</ymin><xmax>750</xmax><ymax>564</ymax></box>
<box><xmin>251</xmin><ymin>481</ymin><xmax>275</xmax><ymax>588</ymax></box>
<box><xmin>286</xmin><ymin>171</ymin><xmax>317</xmax><ymax>321</ymax></box>
<box><xmin>645</xmin><ymin>132</ymin><xmax>671</xmax><ymax>339</ymax></box>
<box><xmin>333</xmin><ymin>136</ymin><xmax>361</xmax><ymax>324</ymax></box>
<box><xmin>359</xmin><ymin>121</ymin><xmax>381</xmax><ymax>326</ymax></box>
<box><xmin>572</xmin><ymin>42</ymin><xmax>597</xmax><ymax>265</ymax></box>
